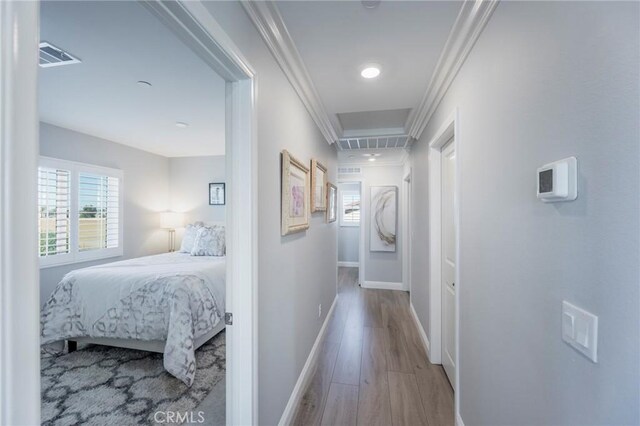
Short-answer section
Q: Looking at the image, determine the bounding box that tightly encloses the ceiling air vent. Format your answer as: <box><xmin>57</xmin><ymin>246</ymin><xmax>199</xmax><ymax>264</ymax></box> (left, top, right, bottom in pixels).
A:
<box><xmin>338</xmin><ymin>167</ymin><xmax>362</xmax><ymax>175</ymax></box>
<box><xmin>39</xmin><ymin>42</ymin><xmax>81</xmax><ymax>68</ymax></box>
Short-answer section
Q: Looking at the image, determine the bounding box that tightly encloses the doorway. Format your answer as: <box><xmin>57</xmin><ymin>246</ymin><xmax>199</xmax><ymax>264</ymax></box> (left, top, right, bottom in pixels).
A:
<box><xmin>337</xmin><ymin>180</ymin><xmax>364</xmax><ymax>284</ymax></box>
<box><xmin>440</xmin><ymin>138</ymin><xmax>456</xmax><ymax>387</ymax></box>
<box><xmin>427</xmin><ymin>109</ymin><xmax>460</xmax><ymax>416</ymax></box>
<box><xmin>0</xmin><ymin>1</ymin><xmax>257</xmax><ymax>424</ymax></box>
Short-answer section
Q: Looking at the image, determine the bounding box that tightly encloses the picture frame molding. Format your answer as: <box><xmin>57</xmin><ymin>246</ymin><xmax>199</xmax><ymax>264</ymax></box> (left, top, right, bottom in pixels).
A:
<box><xmin>310</xmin><ymin>159</ymin><xmax>328</xmax><ymax>213</ymax></box>
<box><xmin>281</xmin><ymin>150</ymin><xmax>310</xmax><ymax>235</ymax></box>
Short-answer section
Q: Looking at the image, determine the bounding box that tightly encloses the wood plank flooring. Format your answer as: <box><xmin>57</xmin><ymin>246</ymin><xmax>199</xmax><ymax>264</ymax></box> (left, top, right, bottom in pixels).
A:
<box><xmin>291</xmin><ymin>267</ymin><xmax>454</xmax><ymax>426</ymax></box>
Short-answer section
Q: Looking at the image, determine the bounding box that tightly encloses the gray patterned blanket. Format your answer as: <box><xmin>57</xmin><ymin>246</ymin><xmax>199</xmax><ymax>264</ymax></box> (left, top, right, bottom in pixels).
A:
<box><xmin>40</xmin><ymin>253</ymin><xmax>225</xmax><ymax>386</ymax></box>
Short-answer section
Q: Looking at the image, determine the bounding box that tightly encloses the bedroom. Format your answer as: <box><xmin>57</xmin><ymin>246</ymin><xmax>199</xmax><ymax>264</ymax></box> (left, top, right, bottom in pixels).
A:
<box><xmin>38</xmin><ymin>1</ymin><xmax>229</xmax><ymax>424</ymax></box>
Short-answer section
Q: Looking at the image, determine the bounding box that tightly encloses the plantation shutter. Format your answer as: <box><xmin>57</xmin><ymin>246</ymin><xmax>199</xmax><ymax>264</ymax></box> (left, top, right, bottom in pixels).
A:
<box><xmin>38</xmin><ymin>167</ymin><xmax>71</xmax><ymax>257</ymax></box>
<box><xmin>342</xmin><ymin>193</ymin><xmax>361</xmax><ymax>224</ymax></box>
<box><xmin>78</xmin><ymin>173</ymin><xmax>120</xmax><ymax>252</ymax></box>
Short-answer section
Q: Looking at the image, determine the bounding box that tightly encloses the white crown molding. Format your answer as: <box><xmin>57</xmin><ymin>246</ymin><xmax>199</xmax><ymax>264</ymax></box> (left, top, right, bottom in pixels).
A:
<box><xmin>405</xmin><ymin>0</ymin><xmax>499</xmax><ymax>140</ymax></box>
<box><xmin>241</xmin><ymin>1</ymin><xmax>340</xmax><ymax>145</ymax></box>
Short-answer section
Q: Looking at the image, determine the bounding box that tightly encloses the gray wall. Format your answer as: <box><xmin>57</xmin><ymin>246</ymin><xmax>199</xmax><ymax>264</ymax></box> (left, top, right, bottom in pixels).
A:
<box><xmin>169</xmin><ymin>155</ymin><xmax>226</xmax><ymax>246</ymax></box>
<box><xmin>39</xmin><ymin>123</ymin><xmax>170</xmax><ymax>305</ymax></box>
<box><xmin>201</xmin><ymin>3</ymin><xmax>338</xmax><ymax>425</ymax></box>
<box><xmin>338</xmin><ymin>182</ymin><xmax>360</xmax><ymax>263</ymax></box>
<box><xmin>410</xmin><ymin>2</ymin><xmax>639</xmax><ymax>424</ymax></box>
<box><xmin>361</xmin><ymin>165</ymin><xmax>403</xmax><ymax>283</ymax></box>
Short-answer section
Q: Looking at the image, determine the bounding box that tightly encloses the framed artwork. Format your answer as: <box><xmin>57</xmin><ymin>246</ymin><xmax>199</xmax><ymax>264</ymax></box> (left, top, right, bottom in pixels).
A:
<box><xmin>370</xmin><ymin>185</ymin><xmax>397</xmax><ymax>252</ymax></box>
<box><xmin>281</xmin><ymin>150</ymin><xmax>310</xmax><ymax>235</ymax></box>
<box><xmin>209</xmin><ymin>183</ymin><xmax>225</xmax><ymax>205</ymax></box>
<box><xmin>326</xmin><ymin>183</ymin><xmax>337</xmax><ymax>223</ymax></box>
<box><xmin>310</xmin><ymin>159</ymin><xmax>327</xmax><ymax>213</ymax></box>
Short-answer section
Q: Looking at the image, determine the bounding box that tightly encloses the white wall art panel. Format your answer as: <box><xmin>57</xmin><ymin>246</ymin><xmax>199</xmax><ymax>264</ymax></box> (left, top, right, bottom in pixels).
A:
<box><xmin>370</xmin><ymin>185</ymin><xmax>397</xmax><ymax>252</ymax></box>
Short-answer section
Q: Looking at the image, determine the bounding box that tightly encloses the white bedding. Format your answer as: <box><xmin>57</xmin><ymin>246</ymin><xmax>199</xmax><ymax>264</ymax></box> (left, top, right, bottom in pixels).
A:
<box><xmin>40</xmin><ymin>252</ymin><xmax>225</xmax><ymax>386</ymax></box>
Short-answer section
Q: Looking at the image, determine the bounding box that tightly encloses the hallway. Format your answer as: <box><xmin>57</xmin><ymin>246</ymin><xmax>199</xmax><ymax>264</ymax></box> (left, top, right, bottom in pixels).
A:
<box><xmin>292</xmin><ymin>267</ymin><xmax>454</xmax><ymax>426</ymax></box>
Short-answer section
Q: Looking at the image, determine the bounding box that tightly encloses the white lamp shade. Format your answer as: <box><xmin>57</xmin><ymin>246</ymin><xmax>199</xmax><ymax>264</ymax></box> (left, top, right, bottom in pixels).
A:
<box><xmin>160</xmin><ymin>212</ymin><xmax>184</xmax><ymax>229</ymax></box>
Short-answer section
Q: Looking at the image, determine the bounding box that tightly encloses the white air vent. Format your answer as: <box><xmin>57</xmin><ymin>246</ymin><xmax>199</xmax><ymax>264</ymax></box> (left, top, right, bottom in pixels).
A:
<box><xmin>338</xmin><ymin>167</ymin><xmax>362</xmax><ymax>175</ymax></box>
<box><xmin>338</xmin><ymin>135</ymin><xmax>410</xmax><ymax>150</ymax></box>
<box><xmin>39</xmin><ymin>42</ymin><xmax>81</xmax><ymax>68</ymax></box>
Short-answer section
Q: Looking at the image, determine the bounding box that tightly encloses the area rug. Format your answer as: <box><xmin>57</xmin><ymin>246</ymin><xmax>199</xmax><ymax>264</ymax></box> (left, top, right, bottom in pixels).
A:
<box><xmin>41</xmin><ymin>331</ymin><xmax>225</xmax><ymax>426</ymax></box>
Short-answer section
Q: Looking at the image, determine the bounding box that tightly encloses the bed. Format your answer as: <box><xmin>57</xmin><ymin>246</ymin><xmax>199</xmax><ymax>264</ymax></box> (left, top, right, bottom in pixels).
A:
<box><xmin>40</xmin><ymin>251</ymin><xmax>226</xmax><ymax>386</ymax></box>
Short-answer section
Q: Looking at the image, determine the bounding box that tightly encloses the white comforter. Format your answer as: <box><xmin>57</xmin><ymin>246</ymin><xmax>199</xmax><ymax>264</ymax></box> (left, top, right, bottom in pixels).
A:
<box><xmin>40</xmin><ymin>253</ymin><xmax>225</xmax><ymax>386</ymax></box>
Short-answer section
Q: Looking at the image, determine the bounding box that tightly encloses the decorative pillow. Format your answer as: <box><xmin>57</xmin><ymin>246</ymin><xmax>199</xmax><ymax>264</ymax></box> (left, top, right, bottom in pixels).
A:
<box><xmin>179</xmin><ymin>222</ymin><xmax>204</xmax><ymax>253</ymax></box>
<box><xmin>191</xmin><ymin>225</ymin><xmax>225</xmax><ymax>256</ymax></box>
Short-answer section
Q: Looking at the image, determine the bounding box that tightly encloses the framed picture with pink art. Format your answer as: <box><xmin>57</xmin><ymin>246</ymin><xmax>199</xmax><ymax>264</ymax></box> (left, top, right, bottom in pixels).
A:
<box><xmin>281</xmin><ymin>150</ymin><xmax>310</xmax><ymax>235</ymax></box>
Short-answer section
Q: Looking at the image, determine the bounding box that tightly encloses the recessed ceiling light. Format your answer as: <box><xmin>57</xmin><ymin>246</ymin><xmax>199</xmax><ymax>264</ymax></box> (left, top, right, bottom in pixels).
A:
<box><xmin>362</xmin><ymin>153</ymin><xmax>381</xmax><ymax>157</ymax></box>
<box><xmin>175</xmin><ymin>122</ymin><xmax>189</xmax><ymax>128</ymax></box>
<box><xmin>360</xmin><ymin>65</ymin><xmax>381</xmax><ymax>79</ymax></box>
<box><xmin>361</xmin><ymin>0</ymin><xmax>381</xmax><ymax>9</ymax></box>
<box><xmin>137</xmin><ymin>80</ymin><xmax>152</xmax><ymax>87</ymax></box>
<box><xmin>368</xmin><ymin>158</ymin><xmax>376</xmax><ymax>162</ymax></box>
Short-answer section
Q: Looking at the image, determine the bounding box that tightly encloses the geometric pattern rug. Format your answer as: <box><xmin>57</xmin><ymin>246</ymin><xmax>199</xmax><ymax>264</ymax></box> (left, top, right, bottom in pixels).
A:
<box><xmin>41</xmin><ymin>331</ymin><xmax>225</xmax><ymax>426</ymax></box>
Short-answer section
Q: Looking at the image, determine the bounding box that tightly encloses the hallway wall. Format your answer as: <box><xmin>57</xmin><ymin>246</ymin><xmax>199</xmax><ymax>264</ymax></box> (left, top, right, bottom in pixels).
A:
<box><xmin>410</xmin><ymin>2</ymin><xmax>639</xmax><ymax>424</ymax></box>
<box><xmin>201</xmin><ymin>3</ymin><xmax>338</xmax><ymax>425</ymax></box>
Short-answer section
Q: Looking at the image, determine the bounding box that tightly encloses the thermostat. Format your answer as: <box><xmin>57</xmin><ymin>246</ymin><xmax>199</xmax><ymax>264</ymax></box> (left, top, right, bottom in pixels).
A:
<box><xmin>537</xmin><ymin>157</ymin><xmax>577</xmax><ymax>202</ymax></box>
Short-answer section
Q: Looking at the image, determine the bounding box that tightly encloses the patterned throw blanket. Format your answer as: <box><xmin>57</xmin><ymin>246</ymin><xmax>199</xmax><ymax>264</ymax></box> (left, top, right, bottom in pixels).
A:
<box><xmin>40</xmin><ymin>253</ymin><xmax>225</xmax><ymax>386</ymax></box>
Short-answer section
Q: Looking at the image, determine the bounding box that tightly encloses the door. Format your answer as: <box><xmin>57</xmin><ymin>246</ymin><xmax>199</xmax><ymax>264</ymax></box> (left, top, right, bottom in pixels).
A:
<box><xmin>441</xmin><ymin>139</ymin><xmax>456</xmax><ymax>388</ymax></box>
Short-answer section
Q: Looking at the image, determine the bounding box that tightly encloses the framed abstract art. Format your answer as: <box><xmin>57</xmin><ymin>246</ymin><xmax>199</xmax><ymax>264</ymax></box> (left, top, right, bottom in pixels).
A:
<box><xmin>370</xmin><ymin>185</ymin><xmax>397</xmax><ymax>252</ymax></box>
<box><xmin>281</xmin><ymin>150</ymin><xmax>310</xmax><ymax>235</ymax></box>
<box><xmin>310</xmin><ymin>159</ymin><xmax>327</xmax><ymax>213</ymax></box>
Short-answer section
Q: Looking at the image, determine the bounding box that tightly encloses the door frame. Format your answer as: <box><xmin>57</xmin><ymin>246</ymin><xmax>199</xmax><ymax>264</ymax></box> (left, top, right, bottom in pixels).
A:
<box><xmin>336</xmin><ymin>179</ymin><xmax>365</xmax><ymax>284</ymax></box>
<box><xmin>0</xmin><ymin>2</ymin><xmax>41</xmax><ymax>425</ymax></box>
<box><xmin>0</xmin><ymin>1</ymin><xmax>259</xmax><ymax>424</ymax></box>
<box><xmin>402</xmin><ymin>167</ymin><xmax>412</xmax><ymax>292</ymax></box>
<box><xmin>427</xmin><ymin>109</ymin><xmax>460</xmax><ymax>415</ymax></box>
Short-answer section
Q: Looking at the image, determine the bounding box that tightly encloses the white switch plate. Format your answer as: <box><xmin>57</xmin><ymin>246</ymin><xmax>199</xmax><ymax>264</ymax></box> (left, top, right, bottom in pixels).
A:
<box><xmin>562</xmin><ymin>301</ymin><xmax>598</xmax><ymax>363</ymax></box>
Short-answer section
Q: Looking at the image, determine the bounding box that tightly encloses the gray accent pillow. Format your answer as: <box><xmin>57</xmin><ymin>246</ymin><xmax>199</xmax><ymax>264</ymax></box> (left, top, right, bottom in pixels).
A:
<box><xmin>191</xmin><ymin>225</ymin><xmax>225</xmax><ymax>256</ymax></box>
<box><xmin>179</xmin><ymin>222</ymin><xmax>204</xmax><ymax>253</ymax></box>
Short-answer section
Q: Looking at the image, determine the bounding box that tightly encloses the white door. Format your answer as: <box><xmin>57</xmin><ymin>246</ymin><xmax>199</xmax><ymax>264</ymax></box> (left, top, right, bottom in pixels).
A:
<box><xmin>441</xmin><ymin>139</ymin><xmax>457</xmax><ymax>388</ymax></box>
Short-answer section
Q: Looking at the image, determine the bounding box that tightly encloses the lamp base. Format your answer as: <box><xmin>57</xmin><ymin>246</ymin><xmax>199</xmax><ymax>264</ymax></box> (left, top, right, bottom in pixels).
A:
<box><xmin>168</xmin><ymin>229</ymin><xmax>176</xmax><ymax>252</ymax></box>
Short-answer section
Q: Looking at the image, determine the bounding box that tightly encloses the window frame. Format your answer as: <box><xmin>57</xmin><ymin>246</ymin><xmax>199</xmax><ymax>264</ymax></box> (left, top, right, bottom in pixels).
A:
<box><xmin>39</xmin><ymin>157</ymin><xmax>124</xmax><ymax>268</ymax></box>
<box><xmin>340</xmin><ymin>190</ymin><xmax>361</xmax><ymax>227</ymax></box>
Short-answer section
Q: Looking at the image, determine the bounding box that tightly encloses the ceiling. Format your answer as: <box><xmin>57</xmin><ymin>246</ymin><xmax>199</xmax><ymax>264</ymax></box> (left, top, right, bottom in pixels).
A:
<box><xmin>39</xmin><ymin>1</ymin><xmax>226</xmax><ymax>157</ymax></box>
<box><xmin>276</xmin><ymin>0</ymin><xmax>462</xmax><ymax>138</ymax></box>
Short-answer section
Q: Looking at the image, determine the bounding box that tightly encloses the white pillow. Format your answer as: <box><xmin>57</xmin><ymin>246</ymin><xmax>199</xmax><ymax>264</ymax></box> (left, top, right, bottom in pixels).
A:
<box><xmin>191</xmin><ymin>225</ymin><xmax>225</xmax><ymax>256</ymax></box>
<box><xmin>179</xmin><ymin>222</ymin><xmax>204</xmax><ymax>253</ymax></box>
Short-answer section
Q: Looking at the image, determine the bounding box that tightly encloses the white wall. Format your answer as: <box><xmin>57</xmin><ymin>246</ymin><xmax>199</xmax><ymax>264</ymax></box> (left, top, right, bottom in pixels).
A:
<box><xmin>169</xmin><ymin>155</ymin><xmax>226</xmax><ymax>245</ymax></box>
<box><xmin>201</xmin><ymin>3</ymin><xmax>338</xmax><ymax>425</ymax></box>
<box><xmin>39</xmin><ymin>123</ymin><xmax>170</xmax><ymax>305</ymax></box>
<box><xmin>410</xmin><ymin>2</ymin><xmax>639</xmax><ymax>424</ymax></box>
<box><xmin>338</xmin><ymin>182</ymin><xmax>359</xmax><ymax>264</ymax></box>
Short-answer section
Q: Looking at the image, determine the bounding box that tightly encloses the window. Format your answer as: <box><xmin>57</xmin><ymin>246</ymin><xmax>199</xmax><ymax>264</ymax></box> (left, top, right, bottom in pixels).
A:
<box><xmin>340</xmin><ymin>191</ymin><xmax>360</xmax><ymax>226</ymax></box>
<box><xmin>38</xmin><ymin>157</ymin><xmax>123</xmax><ymax>267</ymax></box>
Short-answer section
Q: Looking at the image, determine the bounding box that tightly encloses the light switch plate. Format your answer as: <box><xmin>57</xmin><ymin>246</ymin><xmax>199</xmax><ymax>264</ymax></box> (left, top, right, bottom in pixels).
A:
<box><xmin>562</xmin><ymin>301</ymin><xmax>598</xmax><ymax>363</ymax></box>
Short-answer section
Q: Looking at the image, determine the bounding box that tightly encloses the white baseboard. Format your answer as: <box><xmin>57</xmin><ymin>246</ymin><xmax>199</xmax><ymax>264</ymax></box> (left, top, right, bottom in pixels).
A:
<box><xmin>456</xmin><ymin>412</ymin><xmax>465</xmax><ymax>426</ymax></box>
<box><xmin>337</xmin><ymin>261</ymin><xmax>359</xmax><ymax>268</ymax></box>
<box><xmin>278</xmin><ymin>295</ymin><xmax>338</xmax><ymax>426</ymax></box>
<box><xmin>409</xmin><ymin>301</ymin><xmax>431</xmax><ymax>356</ymax></box>
<box><xmin>362</xmin><ymin>280</ymin><xmax>403</xmax><ymax>291</ymax></box>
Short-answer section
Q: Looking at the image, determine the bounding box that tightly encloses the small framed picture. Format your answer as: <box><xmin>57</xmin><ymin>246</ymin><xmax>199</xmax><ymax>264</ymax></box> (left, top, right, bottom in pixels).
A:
<box><xmin>281</xmin><ymin>150</ymin><xmax>310</xmax><ymax>235</ymax></box>
<box><xmin>209</xmin><ymin>183</ymin><xmax>225</xmax><ymax>205</ymax></box>
<box><xmin>326</xmin><ymin>183</ymin><xmax>337</xmax><ymax>223</ymax></box>
<box><xmin>310</xmin><ymin>159</ymin><xmax>327</xmax><ymax>213</ymax></box>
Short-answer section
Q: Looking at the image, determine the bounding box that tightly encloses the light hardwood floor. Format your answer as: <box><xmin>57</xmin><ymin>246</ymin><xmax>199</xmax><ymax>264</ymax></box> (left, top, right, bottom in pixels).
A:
<box><xmin>292</xmin><ymin>267</ymin><xmax>454</xmax><ymax>426</ymax></box>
